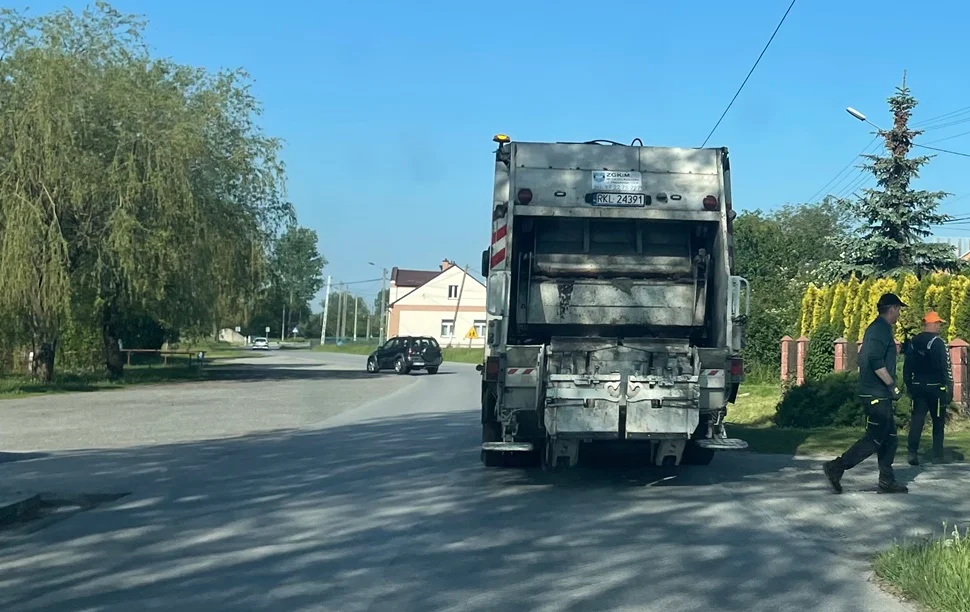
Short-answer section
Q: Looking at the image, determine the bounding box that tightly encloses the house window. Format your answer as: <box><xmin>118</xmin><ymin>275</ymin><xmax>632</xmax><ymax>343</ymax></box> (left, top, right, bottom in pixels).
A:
<box><xmin>440</xmin><ymin>319</ymin><xmax>455</xmax><ymax>338</ymax></box>
<box><xmin>448</xmin><ymin>285</ymin><xmax>459</xmax><ymax>299</ymax></box>
<box><xmin>474</xmin><ymin>320</ymin><xmax>487</xmax><ymax>339</ymax></box>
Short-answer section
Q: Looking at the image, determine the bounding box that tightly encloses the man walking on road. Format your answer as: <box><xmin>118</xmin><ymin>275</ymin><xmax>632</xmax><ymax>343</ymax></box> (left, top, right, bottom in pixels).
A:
<box><xmin>823</xmin><ymin>293</ymin><xmax>909</xmax><ymax>494</ymax></box>
<box><xmin>903</xmin><ymin>311</ymin><xmax>953</xmax><ymax>465</ymax></box>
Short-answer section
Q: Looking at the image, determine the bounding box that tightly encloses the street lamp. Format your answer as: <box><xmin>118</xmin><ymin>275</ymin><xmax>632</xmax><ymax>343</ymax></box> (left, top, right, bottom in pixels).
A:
<box><xmin>845</xmin><ymin>107</ymin><xmax>882</xmax><ymax>131</ymax></box>
<box><xmin>369</xmin><ymin>262</ymin><xmax>389</xmax><ymax>345</ymax></box>
<box><xmin>846</xmin><ymin>106</ymin><xmax>970</xmax><ymax>159</ymax></box>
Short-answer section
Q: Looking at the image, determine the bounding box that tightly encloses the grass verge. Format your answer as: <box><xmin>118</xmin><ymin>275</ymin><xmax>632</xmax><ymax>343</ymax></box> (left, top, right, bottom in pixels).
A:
<box><xmin>0</xmin><ymin>349</ymin><xmax>247</xmax><ymax>398</ymax></box>
<box><xmin>315</xmin><ymin>343</ymin><xmax>483</xmax><ymax>364</ymax></box>
<box><xmin>728</xmin><ymin>383</ymin><xmax>970</xmax><ymax>460</ymax></box>
<box><xmin>873</xmin><ymin>525</ymin><xmax>970</xmax><ymax>612</ymax></box>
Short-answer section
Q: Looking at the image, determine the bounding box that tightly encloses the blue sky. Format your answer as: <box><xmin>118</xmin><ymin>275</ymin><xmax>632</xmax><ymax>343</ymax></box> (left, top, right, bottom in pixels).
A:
<box><xmin>19</xmin><ymin>0</ymin><xmax>970</xmax><ymax>307</ymax></box>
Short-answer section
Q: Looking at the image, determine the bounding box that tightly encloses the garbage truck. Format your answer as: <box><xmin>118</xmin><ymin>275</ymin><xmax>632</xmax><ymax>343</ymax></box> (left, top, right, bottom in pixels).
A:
<box><xmin>478</xmin><ymin>135</ymin><xmax>750</xmax><ymax>470</ymax></box>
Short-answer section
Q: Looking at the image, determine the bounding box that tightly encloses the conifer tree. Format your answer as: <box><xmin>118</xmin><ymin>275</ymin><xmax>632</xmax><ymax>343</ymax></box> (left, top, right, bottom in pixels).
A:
<box><xmin>832</xmin><ymin>77</ymin><xmax>954</xmax><ymax>278</ymax></box>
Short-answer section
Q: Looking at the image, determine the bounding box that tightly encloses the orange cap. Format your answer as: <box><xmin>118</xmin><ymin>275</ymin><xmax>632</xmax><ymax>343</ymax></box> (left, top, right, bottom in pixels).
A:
<box><xmin>923</xmin><ymin>311</ymin><xmax>946</xmax><ymax>324</ymax></box>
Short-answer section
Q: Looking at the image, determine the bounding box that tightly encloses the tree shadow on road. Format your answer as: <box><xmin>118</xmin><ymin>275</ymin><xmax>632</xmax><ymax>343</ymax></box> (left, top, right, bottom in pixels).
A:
<box><xmin>0</xmin><ymin>409</ymin><xmax>965</xmax><ymax>611</ymax></box>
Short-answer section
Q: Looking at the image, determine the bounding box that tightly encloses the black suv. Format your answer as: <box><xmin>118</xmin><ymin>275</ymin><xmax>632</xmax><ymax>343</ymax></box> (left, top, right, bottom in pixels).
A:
<box><xmin>366</xmin><ymin>336</ymin><xmax>443</xmax><ymax>375</ymax></box>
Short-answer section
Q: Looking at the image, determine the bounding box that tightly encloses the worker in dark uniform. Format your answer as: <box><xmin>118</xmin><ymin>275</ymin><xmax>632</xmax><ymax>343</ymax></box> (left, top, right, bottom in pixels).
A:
<box><xmin>904</xmin><ymin>311</ymin><xmax>953</xmax><ymax>465</ymax></box>
<box><xmin>823</xmin><ymin>293</ymin><xmax>909</xmax><ymax>494</ymax></box>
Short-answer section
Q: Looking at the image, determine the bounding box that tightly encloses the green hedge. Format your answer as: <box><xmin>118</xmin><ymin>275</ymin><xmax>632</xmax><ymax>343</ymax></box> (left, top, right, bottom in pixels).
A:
<box><xmin>774</xmin><ymin>372</ymin><xmax>913</xmax><ymax>429</ymax></box>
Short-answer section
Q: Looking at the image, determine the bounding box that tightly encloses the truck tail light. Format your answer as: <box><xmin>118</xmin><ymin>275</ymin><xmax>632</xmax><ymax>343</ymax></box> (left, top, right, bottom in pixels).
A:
<box><xmin>485</xmin><ymin>356</ymin><xmax>500</xmax><ymax>381</ymax></box>
<box><xmin>516</xmin><ymin>188</ymin><xmax>533</xmax><ymax>205</ymax></box>
<box><xmin>730</xmin><ymin>357</ymin><xmax>744</xmax><ymax>377</ymax></box>
<box><xmin>703</xmin><ymin>195</ymin><xmax>720</xmax><ymax>211</ymax></box>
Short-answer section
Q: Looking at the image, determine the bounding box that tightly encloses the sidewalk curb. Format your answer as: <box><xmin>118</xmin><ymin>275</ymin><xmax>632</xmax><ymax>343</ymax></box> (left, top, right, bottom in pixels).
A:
<box><xmin>0</xmin><ymin>493</ymin><xmax>41</xmax><ymax>527</ymax></box>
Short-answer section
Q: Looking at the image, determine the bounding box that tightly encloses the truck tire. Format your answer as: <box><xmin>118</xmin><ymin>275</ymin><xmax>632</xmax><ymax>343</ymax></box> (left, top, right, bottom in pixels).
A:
<box><xmin>681</xmin><ymin>442</ymin><xmax>716</xmax><ymax>466</ymax></box>
<box><xmin>481</xmin><ymin>449</ymin><xmax>507</xmax><ymax>467</ymax></box>
<box><xmin>481</xmin><ymin>421</ymin><xmax>506</xmax><ymax>467</ymax></box>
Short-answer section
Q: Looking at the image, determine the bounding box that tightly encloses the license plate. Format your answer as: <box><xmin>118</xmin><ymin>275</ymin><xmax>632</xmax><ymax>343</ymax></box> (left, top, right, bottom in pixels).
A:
<box><xmin>590</xmin><ymin>193</ymin><xmax>646</xmax><ymax>207</ymax></box>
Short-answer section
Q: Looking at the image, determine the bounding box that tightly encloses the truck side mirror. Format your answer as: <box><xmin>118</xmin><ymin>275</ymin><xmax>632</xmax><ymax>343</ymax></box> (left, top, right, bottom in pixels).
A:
<box><xmin>480</xmin><ymin>249</ymin><xmax>489</xmax><ymax>278</ymax></box>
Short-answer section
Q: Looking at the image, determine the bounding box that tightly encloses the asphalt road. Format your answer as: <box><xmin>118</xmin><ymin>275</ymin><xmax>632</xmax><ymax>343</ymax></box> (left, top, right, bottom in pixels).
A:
<box><xmin>0</xmin><ymin>351</ymin><xmax>968</xmax><ymax>611</ymax></box>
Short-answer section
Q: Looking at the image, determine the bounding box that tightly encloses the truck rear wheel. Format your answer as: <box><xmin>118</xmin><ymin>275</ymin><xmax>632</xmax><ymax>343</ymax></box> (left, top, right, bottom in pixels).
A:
<box><xmin>481</xmin><ymin>421</ymin><xmax>507</xmax><ymax>467</ymax></box>
<box><xmin>681</xmin><ymin>442</ymin><xmax>716</xmax><ymax>466</ymax></box>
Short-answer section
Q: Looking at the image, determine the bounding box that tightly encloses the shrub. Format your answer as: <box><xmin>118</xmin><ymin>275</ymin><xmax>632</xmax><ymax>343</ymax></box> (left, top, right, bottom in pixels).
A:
<box><xmin>805</xmin><ymin>323</ymin><xmax>838</xmax><ymax>382</ymax></box>
<box><xmin>774</xmin><ymin>372</ymin><xmax>860</xmax><ymax>428</ymax></box>
<box><xmin>774</xmin><ymin>371</ymin><xmax>912</xmax><ymax>429</ymax></box>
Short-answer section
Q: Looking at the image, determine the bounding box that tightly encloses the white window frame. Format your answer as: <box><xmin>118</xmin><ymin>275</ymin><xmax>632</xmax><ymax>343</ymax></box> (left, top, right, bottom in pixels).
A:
<box><xmin>473</xmin><ymin>319</ymin><xmax>487</xmax><ymax>338</ymax></box>
<box><xmin>440</xmin><ymin>319</ymin><xmax>455</xmax><ymax>338</ymax></box>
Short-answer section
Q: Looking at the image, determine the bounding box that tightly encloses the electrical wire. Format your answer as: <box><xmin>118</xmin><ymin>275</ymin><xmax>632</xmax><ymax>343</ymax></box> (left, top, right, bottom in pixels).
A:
<box><xmin>700</xmin><ymin>0</ymin><xmax>797</xmax><ymax>147</ymax></box>
<box><xmin>923</xmin><ymin>129</ymin><xmax>970</xmax><ymax>145</ymax></box>
<box><xmin>913</xmin><ymin>143</ymin><xmax>970</xmax><ymax>158</ymax></box>
<box><xmin>835</xmin><ymin>173</ymin><xmax>872</xmax><ymax>200</ymax></box>
<box><xmin>914</xmin><ymin>105</ymin><xmax>970</xmax><ymax>127</ymax></box>
<box><xmin>338</xmin><ymin>277</ymin><xmax>382</xmax><ymax>286</ymax></box>
<box><xmin>806</xmin><ymin>135</ymin><xmax>881</xmax><ymax>202</ymax></box>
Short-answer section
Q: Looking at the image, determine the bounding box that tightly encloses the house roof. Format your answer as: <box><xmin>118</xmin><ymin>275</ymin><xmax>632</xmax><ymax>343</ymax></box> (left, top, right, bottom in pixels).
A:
<box><xmin>390</xmin><ymin>267</ymin><xmax>441</xmax><ymax>287</ymax></box>
<box><xmin>389</xmin><ymin>263</ymin><xmax>486</xmax><ymax>307</ymax></box>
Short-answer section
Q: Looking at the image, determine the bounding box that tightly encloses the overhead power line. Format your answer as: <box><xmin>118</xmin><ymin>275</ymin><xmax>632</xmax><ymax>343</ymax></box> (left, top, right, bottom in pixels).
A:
<box><xmin>339</xmin><ymin>277</ymin><xmax>382</xmax><ymax>286</ymax></box>
<box><xmin>914</xmin><ymin>143</ymin><xmax>970</xmax><ymax>158</ymax></box>
<box><xmin>914</xmin><ymin>105</ymin><xmax>970</xmax><ymax>128</ymax></box>
<box><xmin>700</xmin><ymin>0</ymin><xmax>797</xmax><ymax>148</ymax></box>
<box><xmin>806</xmin><ymin>135</ymin><xmax>880</xmax><ymax>202</ymax></box>
<box><xmin>923</xmin><ymin>129</ymin><xmax>970</xmax><ymax>145</ymax></box>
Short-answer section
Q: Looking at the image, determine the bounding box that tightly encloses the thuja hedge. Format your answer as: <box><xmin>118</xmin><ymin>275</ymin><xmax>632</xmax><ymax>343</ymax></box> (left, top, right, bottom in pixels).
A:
<box><xmin>799</xmin><ymin>273</ymin><xmax>970</xmax><ymax>343</ymax></box>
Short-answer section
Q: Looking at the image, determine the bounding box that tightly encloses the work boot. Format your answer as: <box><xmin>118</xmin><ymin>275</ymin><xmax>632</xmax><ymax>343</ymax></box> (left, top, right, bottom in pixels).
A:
<box><xmin>877</xmin><ymin>480</ymin><xmax>909</xmax><ymax>494</ymax></box>
<box><xmin>907</xmin><ymin>451</ymin><xmax>919</xmax><ymax>466</ymax></box>
<box><xmin>823</xmin><ymin>459</ymin><xmax>844</xmax><ymax>494</ymax></box>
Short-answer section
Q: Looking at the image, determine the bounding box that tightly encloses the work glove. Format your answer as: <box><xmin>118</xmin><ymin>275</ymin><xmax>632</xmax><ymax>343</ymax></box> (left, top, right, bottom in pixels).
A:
<box><xmin>890</xmin><ymin>386</ymin><xmax>903</xmax><ymax>401</ymax></box>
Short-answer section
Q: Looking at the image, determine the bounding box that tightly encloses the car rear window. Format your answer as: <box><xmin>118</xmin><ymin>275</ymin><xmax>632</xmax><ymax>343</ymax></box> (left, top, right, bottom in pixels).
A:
<box><xmin>414</xmin><ymin>338</ymin><xmax>439</xmax><ymax>348</ymax></box>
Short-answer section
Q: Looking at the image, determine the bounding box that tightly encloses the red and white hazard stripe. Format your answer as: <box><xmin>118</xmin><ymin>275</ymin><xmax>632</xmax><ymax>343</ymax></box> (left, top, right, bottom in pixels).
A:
<box><xmin>490</xmin><ymin>222</ymin><xmax>508</xmax><ymax>270</ymax></box>
<box><xmin>504</xmin><ymin>366</ymin><xmax>537</xmax><ymax>387</ymax></box>
<box><xmin>506</xmin><ymin>368</ymin><xmax>535</xmax><ymax>376</ymax></box>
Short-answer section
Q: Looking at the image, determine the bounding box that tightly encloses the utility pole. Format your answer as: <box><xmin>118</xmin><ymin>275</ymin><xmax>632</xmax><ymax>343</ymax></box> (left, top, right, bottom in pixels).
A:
<box><xmin>448</xmin><ymin>264</ymin><xmax>469</xmax><ymax>347</ymax></box>
<box><xmin>352</xmin><ymin>295</ymin><xmax>359</xmax><ymax>341</ymax></box>
<box><xmin>320</xmin><ymin>275</ymin><xmax>331</xmax><ymax>345</ymax></box>
<box><xmin>340</xmin><ymin>289</ymin><xmax>348</xmax><ymax>344</ymax></box>
<box><xmin>335</xmin><ymin>284</ymin><xmax>344</xmax><ymax>343</ymax></box>
<box><xmin>366</xmin><ymin>314</ymin><xmax>371</xmax><ymax>340</ymax></box>
<box><xmin>281</xmin><ymin>305</ymin><xmax>286</xmax><ymax>343</ymax></box>
<box><xmin>378</xmin><ymin>268</ymin><xmax>388</xmax><ymax>345</ymax></box>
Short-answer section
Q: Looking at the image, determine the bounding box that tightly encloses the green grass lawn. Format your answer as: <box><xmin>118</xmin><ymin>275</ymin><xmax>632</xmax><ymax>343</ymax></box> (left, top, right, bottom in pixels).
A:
<box><xmin>873</xmin><ymin>525</ymin><xmax>970</xmax><ymax>612</ymax></box>
<box><xmin>0</xmin><ymin>347</ymin><xmax>248</xmax><ymax>398</ymax></box>
<box><xmin>728</xmin><ymin>383</ymin><xmax>970</xmax><ymax>461</ymax></box>
<box><xmin>315</xmin><ymin>343</ymin><xmax>483</xmax><ymax>364</ymax></box>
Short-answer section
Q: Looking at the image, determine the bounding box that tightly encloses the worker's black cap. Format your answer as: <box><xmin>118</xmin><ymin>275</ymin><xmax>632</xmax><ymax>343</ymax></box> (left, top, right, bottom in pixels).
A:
<box><xmin>877</xmin><ymin>293</ymin><xmax>907</xmax><ymax>308</ymax></box>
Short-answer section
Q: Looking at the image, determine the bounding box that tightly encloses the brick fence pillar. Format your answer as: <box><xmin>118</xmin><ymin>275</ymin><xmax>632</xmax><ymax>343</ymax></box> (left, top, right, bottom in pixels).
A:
<box><xmin>834</xmin><ymin>338</ymin><xmax>848</xmax><ymax>373</ymax></box>
<box><xmin>780</xmin><ymin>336</ymin><xmax>795</xmax><ymax>383</ymax></box>
<box><xmin>949</xmin><ymin>338</ymin><xmax>969</xmax><ymax>412</ymax></box>
<box><xmin>796</xmin><ymin>336</ymin><xmax>809</xmax><ymax>386</ymax></box>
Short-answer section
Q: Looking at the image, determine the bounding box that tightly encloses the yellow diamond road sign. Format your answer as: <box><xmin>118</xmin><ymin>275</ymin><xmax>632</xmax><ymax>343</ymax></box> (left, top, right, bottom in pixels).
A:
<box><xmin>464</xmin><ymin>326</ymin><xmax>479</xmax><ymax>340</ymax></box>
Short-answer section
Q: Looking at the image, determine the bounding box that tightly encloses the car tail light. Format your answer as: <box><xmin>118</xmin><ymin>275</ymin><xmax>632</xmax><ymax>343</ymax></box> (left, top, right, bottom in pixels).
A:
<box><xmin>703</xmin><ymin>195</ymin><xmax>719</xmax><ymax>211</ymax></box>
<box><xmin>516</xmin><ymin>188</ymin><xmax>533</xmax><ymax>205</ymax></box>
<box><xmin>484</xmin><ymin>356</ymin><xmax>500</xmax><ymax>381</ymax></box>
<box><xmin>730</xmin><ymin>357</ymin><xmax>744</xmax><ymax>377</ymax></box>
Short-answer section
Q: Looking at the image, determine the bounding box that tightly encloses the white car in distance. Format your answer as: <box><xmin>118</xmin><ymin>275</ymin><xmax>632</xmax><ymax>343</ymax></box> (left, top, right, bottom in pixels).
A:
<box><xmin>252</xmin><ymin>337</ymin><xmax>270</xmax><ymax>350</ymax></box>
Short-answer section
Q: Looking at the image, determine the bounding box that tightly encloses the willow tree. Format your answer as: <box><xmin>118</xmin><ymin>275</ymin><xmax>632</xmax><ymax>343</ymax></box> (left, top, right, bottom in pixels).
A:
<box><xmin>0</xmin><ymin>3</ymin><xmax>291</xmax><ymax>380</ymax></box>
